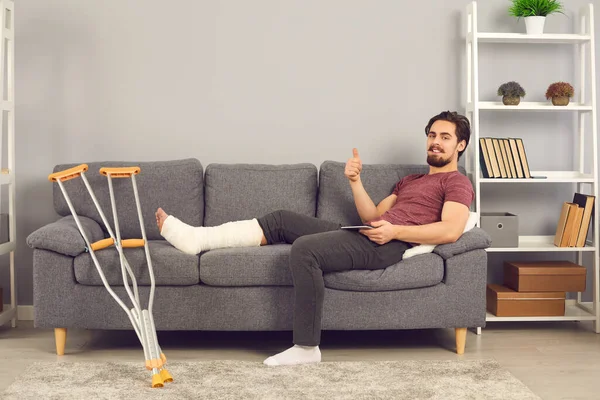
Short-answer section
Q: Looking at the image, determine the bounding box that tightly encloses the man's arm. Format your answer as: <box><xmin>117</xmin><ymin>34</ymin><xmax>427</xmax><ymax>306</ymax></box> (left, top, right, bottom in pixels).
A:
<box><xmin>350</xmin><ymin>181</ymin><xmax>397</xmax><ymax>223</ymax></box>
<box><xmin>391</xmin><ymin>201</ymin><xmax>470</xmax><ymax>244</ymax></box>
<box><xmin>345</xmin><ymin>148</ymin><xmax>396</xmax><ymax>222</ymax></box>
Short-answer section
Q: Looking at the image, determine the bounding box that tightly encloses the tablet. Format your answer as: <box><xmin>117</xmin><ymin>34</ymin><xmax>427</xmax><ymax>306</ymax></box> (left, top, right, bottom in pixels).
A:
<box><xmin>340</xmin><ymin>225</ymin><xmax>374</xmax><ymax>230</ymax></box>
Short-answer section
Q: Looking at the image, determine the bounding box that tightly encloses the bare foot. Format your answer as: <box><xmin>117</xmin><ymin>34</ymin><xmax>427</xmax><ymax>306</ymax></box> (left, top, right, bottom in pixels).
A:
<box><xmin>155</xmin><ymin>208</ymin><xmax>169</xmax><ymax>233</ymax></box>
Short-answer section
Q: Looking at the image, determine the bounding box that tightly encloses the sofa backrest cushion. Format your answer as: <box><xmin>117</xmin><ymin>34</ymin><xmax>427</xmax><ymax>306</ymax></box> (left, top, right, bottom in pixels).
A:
<box><xmin>203</xmin><ymin>163</ymin><xmax>318</xmax><ymax>226</ymax></box>
<box><xmin>317</xmin><ymin>161</ymin><xmax>426</xmax><ymax>225</ymax></box>
<box><xmin>317</xmin><ymin>161</ymin><xmax>468</xmax><ymax>225</ymax></box>
<box><xmin>53</xmin><ymin>158</ymin><xmax>204</xmax><ymax>240</ymax></box>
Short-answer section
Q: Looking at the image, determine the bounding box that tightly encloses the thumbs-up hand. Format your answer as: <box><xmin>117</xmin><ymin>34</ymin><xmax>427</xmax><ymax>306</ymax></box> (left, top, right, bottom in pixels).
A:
<box><xmin>345</xmin><ymin>148</ymin><xmax>362</xmax><ymax>183</ymax></box>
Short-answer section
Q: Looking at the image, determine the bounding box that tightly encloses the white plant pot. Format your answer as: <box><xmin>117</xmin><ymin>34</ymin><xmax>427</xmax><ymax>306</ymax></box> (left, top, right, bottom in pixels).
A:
<box><xmin>524</xmin><ymin>16</ymin><xmax>546</xmax><ymax>35</ymax></box>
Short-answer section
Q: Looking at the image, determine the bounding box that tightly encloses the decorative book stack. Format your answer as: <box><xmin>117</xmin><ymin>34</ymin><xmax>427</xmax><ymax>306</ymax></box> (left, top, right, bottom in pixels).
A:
<box><xmin>479</xmin><ymin>137</ymin><xmax>530</xmax><ymax>179</ymax></box>
<box><xmin>554</xmin><ymin>193</ymin><xmax>595</xmax><ymax>248</ymax></box>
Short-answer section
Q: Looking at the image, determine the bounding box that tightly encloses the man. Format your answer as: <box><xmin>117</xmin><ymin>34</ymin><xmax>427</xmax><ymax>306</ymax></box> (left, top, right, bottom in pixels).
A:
<box><xmin>155</xmin><ymin>110</ymin><xmax>474</xmax><ymax>366</ymax></box>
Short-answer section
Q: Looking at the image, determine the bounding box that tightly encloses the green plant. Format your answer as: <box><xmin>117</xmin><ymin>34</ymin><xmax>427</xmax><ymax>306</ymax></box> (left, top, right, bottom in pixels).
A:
<box><xmin>497</xmin><ymin>81</ymin><xmax>526</xmax><ymax>97</ymax></box>
<box><xmin>545</xmin><ymin>81</ymin><xmax>574</xmax><ymax>98</ymax></box>
<box><xmin>508</xmin><ymin>0</ymin><xmax>565</xmax><ymax>18</ymax></box>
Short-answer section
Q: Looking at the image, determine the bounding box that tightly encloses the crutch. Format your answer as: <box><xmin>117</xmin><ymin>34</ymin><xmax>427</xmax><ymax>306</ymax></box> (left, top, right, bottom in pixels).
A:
<box><xmin>48</xmin><ymin>164</ymin><xmax>173</xmax><ymax>389</ymax></box>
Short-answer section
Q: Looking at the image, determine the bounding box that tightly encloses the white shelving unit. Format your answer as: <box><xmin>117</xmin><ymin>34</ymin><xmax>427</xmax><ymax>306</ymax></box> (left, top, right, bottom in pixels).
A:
<box><xmin>465</xmin><ymin>1</ymin><xmax>599</xmax><ymax>332</ymax></box>
<box><xmin>0</xmin><ymin>0</ymin><xmax>16</xmax><ymax>329</ymax></box>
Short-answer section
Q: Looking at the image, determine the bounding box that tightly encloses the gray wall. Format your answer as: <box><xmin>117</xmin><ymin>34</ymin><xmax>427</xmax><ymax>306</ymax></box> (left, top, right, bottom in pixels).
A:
<box><xmin>3</xmin><ymin>0</ymin><xmax>600</xmax><ymax>307</ymax></box>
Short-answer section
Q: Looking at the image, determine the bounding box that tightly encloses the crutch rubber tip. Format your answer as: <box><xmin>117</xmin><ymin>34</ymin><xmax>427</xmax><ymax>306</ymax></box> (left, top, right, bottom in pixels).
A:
<box><xmin>160</xmin><ymin>368</ymin><xmax>173</xmax><ymax>383</ymax></box>
<box><xmin>145</xmin><ymin>360</ymin><xmax>152</xmax><ymax>371</ymax></box>
<box><xmin>151</xmin><ymin>374</ymin><xmax>164</xmax><ymax>388</ymax></box>
<box><xmin>160</xmin><ymin>353</ymin><xmax>167</xmax><ymax>364</ymax></box>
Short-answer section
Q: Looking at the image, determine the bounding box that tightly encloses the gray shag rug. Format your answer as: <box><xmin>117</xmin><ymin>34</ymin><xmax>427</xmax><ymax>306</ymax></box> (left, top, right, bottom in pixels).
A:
<box><xmin>2</xmin><ymin>359</ymin><xmax>540</xmax><ymax>400</ymax></box>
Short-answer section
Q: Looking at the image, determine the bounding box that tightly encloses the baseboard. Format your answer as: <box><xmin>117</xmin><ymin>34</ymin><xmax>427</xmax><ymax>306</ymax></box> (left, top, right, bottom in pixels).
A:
<box><xmin>17</xmin><ymin>305</ymin><xmax>33</xmax><ymax>321</ymax></box>
<box><xmin>8</xmin><ymin>300</ymin><xmax>587</xmax><ymax>323</ymax></box>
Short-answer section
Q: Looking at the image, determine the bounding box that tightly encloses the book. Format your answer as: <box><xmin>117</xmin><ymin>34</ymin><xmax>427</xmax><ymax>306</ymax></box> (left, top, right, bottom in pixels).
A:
<box><xmin>492</xmin><ymin>138</ymin><xmax>507</xmax><ymax>178</ymax></box>
<box><xmin>513</xmin><ymin>138</ymin><xmax>531</xmax><ymax>179</ymax></box>
<box><xmin>567</xmin><ymin>206</ymin><xmax>584</xmax><ymax>247</ymax></box>
<box><xmin>478</xmin><ymin>137</ymin><xmax>534</xmax><ymax>179</ymax></box>
<box><xmin>571</xmin><ymin>193</ymin><xmax>595</xmax><ymax>247</ymax></box>
<box><xmin>479</xmin><ymin>138</ymin><xmax>492</xmax><ymax>178</ymax></box>
<box><xmin>503</xmin><ymin>139</ymin><xmax>517</xmax><ymax>178</ymax></box>
<box><xmin>508</xmin><ymin>138</ymin><xmax>524</xmax><ymax>178</ymax></box>
<box><xmin>554</xmin><ymin>202</ymin><xmax>577</xmax><ymax>247</ymax></box>
<box><xmin>498</xmin><ymin>139</ymin><xmax>512</xmax><ymax>178</ymax></box>
<box><xmin>484</xmin><ymin>137</ymin><xmax>501</xmax><ymax>178</ymax></box>
<box><xmin>556</xmin><ymin>202</ymin><xmax>580</xmax><ymax>247</ymax></box>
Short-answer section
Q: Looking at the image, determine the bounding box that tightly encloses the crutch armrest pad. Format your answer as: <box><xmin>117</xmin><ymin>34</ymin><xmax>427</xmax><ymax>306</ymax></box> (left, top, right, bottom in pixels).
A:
<box><xmin>26</xmin><ymin>215</ymin><xmax>105</xmax><ymax>257</ymax></box>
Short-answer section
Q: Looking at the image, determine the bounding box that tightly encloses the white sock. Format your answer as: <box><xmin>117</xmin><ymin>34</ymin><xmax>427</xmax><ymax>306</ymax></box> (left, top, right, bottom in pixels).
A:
<box><xmin>263</xmin><ymin>345</ymin><xmax>321</xmax><ymax>366</ymax></box>
<box><xmin>160</xmin><ymin>216</ymin><xmax>263</xmax><ymax>255</ymax></box>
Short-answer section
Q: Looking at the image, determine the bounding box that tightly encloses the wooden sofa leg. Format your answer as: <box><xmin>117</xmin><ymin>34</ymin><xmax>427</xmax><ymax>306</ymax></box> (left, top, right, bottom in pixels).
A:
<box><xmin>455</xmin><ymin>327</ymin><xmax>467</xmax><ymax>355</ymax></box>
<box><xmin>55</xmin><ymin>328</ymin><xmax>67</xmax><ymax>355</ymax></box>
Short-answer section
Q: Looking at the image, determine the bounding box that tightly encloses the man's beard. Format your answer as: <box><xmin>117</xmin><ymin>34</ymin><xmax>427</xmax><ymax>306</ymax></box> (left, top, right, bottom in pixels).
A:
<box><xmin>427</xmin><ymin>153</ymin><xmax>452</xmax><ymax>167</ymax></box>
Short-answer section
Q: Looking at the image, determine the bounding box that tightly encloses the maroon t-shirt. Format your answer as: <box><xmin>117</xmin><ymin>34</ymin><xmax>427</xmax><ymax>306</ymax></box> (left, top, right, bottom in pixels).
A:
<box><xmin>374</xmin><ymin>171</ymin><xmax>474</xmax><ymax>227</ymax></box>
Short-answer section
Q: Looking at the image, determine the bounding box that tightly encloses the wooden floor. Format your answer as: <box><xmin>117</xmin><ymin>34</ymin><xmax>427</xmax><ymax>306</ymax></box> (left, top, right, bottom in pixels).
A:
<box><xmin>1</xmin><ymin>320</ymin><xmax>599</xmax><ymax>399</ymax></box>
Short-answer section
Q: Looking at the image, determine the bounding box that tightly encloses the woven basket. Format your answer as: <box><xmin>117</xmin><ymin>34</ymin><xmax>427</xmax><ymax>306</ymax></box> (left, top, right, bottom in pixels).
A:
<box><xmin>551</xmin><ymin>96</ymin><xmax>570</xmax><ymax>106</ymax></box>
<box><xmin>502</xmin><ymin>96</ymin><xmax>520</xmax><ymax>106</ymax></box>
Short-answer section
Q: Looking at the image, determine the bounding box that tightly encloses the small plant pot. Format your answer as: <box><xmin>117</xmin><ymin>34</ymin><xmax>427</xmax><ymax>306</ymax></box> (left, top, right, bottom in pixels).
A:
<box><xmin>502</xmin><ymin>96</ymin><xmax>521</xmax><ymax>106</ymax></box>
<box><xmin>524</xmin><ymin>16</ymin><xmax>546</xmax><ymax>35</ymax></box>
<box><xmin>551</xmin><ymin>96</ymin><xmax>570</xmax><ymax>106</ymax></box>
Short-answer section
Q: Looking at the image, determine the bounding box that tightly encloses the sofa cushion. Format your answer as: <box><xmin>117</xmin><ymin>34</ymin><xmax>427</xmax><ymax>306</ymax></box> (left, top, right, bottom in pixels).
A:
<box><xmin>199</xmin><ymin>244</ymin><xmax>443</xmax><ymax>292</ymax></box>
<box><xmin>26</xmin><ymin>215</ymin><xmax>105</xmax><ymax>257</ymax></box>
<box><xmin>203</xmin><ymin>163</ymin><xmax>318</xmax><ymax>226</ymax></box>
<box><xmin>199</xmin><ymin>244</ymin><xmax>293</xmax><ymax>286</ymax></box>
<box><xmin>317</xmin><ymin>161</ymin><xmax>468</xmax><ymax>225</ymax></box>
<box><xmin>74</xmin><ymin>240</ymin><xmax>200</xmax><ymax>286</ymax></box>
<box><xmin>53</xmin><ymin>158</ymin><xmax>204</xmax><ymax>240</ymax></box>
<box><xmin>433</xmin><ymin>227</ymin><xmax>491</xmax><ymax>260</ymax></box>
<box><xmin>323</xmin><ymin>253</ymin><xmax>444</xmax><ymax>292</ymax></box>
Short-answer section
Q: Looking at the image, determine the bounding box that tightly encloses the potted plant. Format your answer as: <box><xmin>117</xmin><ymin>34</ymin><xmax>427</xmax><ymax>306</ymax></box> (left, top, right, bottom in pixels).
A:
<box><xmin>497</xmin><ymin>81</ymin><xmax>526</xmax><ymax>105</ymax></box>
<box><xmin>508</xmin><ymin>0</ymin><xmax>565</xmax><ymax>35</ymax></box>
<box><xmin>545</xmin><ymin>81</ymin><xmax>574</xmax><ymax>106</ymax></box>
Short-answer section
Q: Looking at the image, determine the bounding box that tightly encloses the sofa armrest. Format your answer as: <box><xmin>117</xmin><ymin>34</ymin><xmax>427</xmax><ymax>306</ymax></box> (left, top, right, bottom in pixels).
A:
<box><xmin>443</xmin><ymin>248</ymin><xmax>488</xmax><ymax>328</ymax></box>
<box><xmin>433</xmin><ymin>227</ymin><xmax>491</xmax><ymax>260</ymax></box>
<box><xmin>26</xmin><ymin>215</ymin><xmax>105</xmax><ymax>257</ymax></box>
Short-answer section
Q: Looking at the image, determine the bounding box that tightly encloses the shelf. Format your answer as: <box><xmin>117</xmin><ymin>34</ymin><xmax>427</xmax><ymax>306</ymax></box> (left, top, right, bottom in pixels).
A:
<box><xmin>0</xmin><ymin>306</ymin><xmax>16</xmax><ymax>327</ymax></box>
<box><xmin>0</xmin><ymin>240</ymin><xmax>15</xmax><ymax>256</ymax></box>
<box><xmin>485</xmin><ymin>235</ymin><xmax>595</xmax><ymax>252</ymax></box>
<box><xmin>479</xmin><ymin>171</ymin><xmax>595</xmax><ymax>183</ymax></box>
<box><xmin>486</xmin><ymin>302</ymin><xmax>597</xmax><ymax>322</ymax></box>
<box><xmin>475</xmin><ymin>32</ymin><xmax>592</xmax><ymax>44</ymax></box>
<box><xmin>469</xmin><ymin>101</ymin><xmax>593</xmax><ymax>111</ymax></box>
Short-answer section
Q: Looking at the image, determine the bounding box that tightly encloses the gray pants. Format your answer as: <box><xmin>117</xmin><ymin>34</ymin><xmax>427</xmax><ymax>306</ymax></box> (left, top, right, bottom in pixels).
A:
<box><xmin>256</xmin><ymin>210</ymin><xmax>410</xmax><ymax>346</ymax></box>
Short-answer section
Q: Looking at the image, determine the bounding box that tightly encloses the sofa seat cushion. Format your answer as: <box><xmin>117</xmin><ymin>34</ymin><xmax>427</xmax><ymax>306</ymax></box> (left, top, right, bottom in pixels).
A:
<box><xmin>200</xmin><ymin>244</ymin><xmax>293</xmax><ymax>287</ymax></box>
<box><xmin>200</xmin><ymin>244</ymin><xmax>444</xmax><ymax>292</ymax></box>
<box><xmin>74</xmin><ymin>240</ymin><xmax>199</xmax><ymax>286</ymax></box>
<box><xmin>323</xmin><ymin>253</ymin><xmax>444</xmax><ymax>292</ymax></box>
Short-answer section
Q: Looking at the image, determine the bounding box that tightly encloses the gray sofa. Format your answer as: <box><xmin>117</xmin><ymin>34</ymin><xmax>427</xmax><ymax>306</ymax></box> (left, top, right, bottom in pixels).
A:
<box><xmin>26</xmin><ymin>158</ymin><xmax>491</xmax><ymax>356</ymax></box>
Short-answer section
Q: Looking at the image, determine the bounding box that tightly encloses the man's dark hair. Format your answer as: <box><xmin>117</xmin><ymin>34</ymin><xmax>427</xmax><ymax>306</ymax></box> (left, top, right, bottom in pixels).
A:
<box><xmin>424</xmin><ymin>111</ymin><xmax>471</xmax><ymax>160</ymax></box>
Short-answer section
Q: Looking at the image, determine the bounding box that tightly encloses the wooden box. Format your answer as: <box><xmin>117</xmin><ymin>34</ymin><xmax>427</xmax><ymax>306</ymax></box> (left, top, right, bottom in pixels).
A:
<box><xmin>504</xmin><ymin>261</ymin><xmax>586</xmax><ymax>292</ymax></box>
<box><xmin>486</xmin><ymin>284</ymin><xmax>565</xmax><ymax>317</ymax></box>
